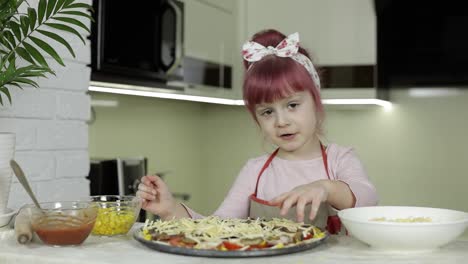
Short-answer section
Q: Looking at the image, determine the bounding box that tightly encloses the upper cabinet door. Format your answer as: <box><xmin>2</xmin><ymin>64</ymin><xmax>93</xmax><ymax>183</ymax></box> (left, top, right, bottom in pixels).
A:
<box><xmin>244</xmin><ymin>0</ymin><xmax>376</xmax><ymax>66</ymax></box>
<box><xmin>182</xmin><ymin>0</ymin><xmax>235</xmax><ymax>66</ymax></box>
<box><xmin>198</xmin><ymin>0</ymin><xmax>236</xmax><ymax>13</ymax></box>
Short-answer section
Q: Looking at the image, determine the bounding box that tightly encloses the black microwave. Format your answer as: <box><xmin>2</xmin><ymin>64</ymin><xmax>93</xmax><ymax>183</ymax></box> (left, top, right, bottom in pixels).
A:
<box><xmin>90</xmin><ymin>0</ymin><xmax>184</xmax><ymax>86</ymax></box>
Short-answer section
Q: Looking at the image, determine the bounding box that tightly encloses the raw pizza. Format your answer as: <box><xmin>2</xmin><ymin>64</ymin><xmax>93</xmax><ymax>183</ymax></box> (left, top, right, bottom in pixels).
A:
<box><xmin>139</xmin><ymin>216</ymin><xmax>326</xmax><ymax>251</ymax></box>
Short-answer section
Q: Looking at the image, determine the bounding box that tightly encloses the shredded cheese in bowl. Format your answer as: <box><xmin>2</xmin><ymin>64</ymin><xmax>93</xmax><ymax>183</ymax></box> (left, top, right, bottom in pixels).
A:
<box><xmin>370</xmin><ymin>217</ymin><xmax>432</xmax><ymax>223</ymax></box>
<box><xmin>338</xmin><ymin>206</ymin><xmax>468</xmax><ymax>251</ymax></box>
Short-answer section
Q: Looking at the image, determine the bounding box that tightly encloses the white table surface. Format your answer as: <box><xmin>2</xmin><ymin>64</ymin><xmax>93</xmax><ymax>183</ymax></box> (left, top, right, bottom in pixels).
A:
<box><xmin>1</xmin><ymin>224</ymin><xmax>468</xmax><ymax>264</ymax></box>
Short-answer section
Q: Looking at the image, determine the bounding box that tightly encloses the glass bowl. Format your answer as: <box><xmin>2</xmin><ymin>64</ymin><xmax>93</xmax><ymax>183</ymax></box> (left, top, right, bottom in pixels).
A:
<box><xmin>89</xmin><ymin>195</ymin><xmax>142</xmax><ymax>236</ymax></box>
<box><xmin>29</xmin><ymin>201</ymin><xmax>98</xmax><ymax>246</ymax></box>
<box><xmin>338</xmin><ymin>206</ymin><xmax>468</xmax><ymax>252</ymax></box>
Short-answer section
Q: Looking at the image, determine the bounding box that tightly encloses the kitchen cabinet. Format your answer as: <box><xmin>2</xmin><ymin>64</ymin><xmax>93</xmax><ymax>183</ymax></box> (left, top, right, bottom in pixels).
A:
<box><xmin>239</xmin><ymin>0</ymin><xmax>382</xmax><ymax>100</ymax></box>
<box><xmin>197</xmin><ymin>0</ymin><xmax>236</xmax><ymax>13</ymax></box>
<box><xmin>243</xmin><ymin>0</ymin><xmax>376</xmax><ymax>66</ymax></box>
<box><xmin>90</xmin><ymin>0</ymin><xmax>379</xmax><ymax>102</ymax></box>
<box><xmin>177</xmin><ymin>0</ymin><xmax>240</xmax><ymax>99</ymax></box>
<box><xmin>182</xmin><ymin>0</ymin><xmax>235</xmax><ymax>66</ymax></box>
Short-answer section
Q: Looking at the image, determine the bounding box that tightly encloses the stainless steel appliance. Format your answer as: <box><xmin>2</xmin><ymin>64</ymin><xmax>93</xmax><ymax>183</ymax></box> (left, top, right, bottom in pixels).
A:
<box><xmin>88</xmin><ymin>157</ymin><xmax>148</xmax><ymax>221</ymax></box>
<box><xmin>87</xmin><ymin>157</ymin><xmax>190</xmax><ymax>221</ymax></box>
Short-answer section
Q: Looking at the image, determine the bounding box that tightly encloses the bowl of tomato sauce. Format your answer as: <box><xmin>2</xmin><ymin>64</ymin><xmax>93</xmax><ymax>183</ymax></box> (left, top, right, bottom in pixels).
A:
<box><xmin>29</xmin><ymin>201</ymin><xmax>98</xmax><ymax>246</ymax></box>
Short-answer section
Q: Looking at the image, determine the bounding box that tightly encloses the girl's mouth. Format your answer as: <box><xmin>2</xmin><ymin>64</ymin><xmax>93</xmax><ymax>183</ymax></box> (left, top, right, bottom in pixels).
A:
<box><xmin>280</xmin><ymin>133</ymin><xmax>296</xmax><ymax>140</ymax></box>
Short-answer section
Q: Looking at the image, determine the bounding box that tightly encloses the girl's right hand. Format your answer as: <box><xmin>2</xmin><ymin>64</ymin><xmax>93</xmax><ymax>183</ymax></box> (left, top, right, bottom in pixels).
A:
<box><xmin>136</xmin><ymin>175</ymin><xmax>177</xmax><ymax>219</ymax></box>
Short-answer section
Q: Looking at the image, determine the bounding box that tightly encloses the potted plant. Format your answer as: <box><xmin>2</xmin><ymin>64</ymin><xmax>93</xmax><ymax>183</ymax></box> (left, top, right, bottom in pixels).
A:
<box><xmin>0</xmin><ymin>0</ymin><xmax>92</xmax><ymax>105</ymax></box>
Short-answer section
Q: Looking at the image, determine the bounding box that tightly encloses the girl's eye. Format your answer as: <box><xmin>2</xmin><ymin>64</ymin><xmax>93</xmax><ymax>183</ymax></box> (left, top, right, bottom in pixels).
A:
<box><xmin>261</xmin><ymin>109</ymin><xmax>273</xmax><ymax>116</ymax></box>
<box><xmin>288</xmin><ymin>102</ymin><xmax>299</xmax><ymax>109</ymax></box>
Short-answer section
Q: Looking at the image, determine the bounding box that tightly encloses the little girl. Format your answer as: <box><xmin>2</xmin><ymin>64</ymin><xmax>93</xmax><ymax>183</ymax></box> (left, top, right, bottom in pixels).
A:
<box><xmin>136</xmin><ymin>29</ymin><xmax>378</xmax><ymax>233</ymax></box>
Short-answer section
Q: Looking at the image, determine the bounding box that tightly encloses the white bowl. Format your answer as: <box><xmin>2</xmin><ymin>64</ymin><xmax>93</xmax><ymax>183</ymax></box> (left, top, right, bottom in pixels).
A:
<box><xmin>0</xmin><ymin>208</ymin><xmax>16</xmax><ymax>229</ymax></box>
<box><xmin>338</xmin><ymin>206</ymin><xmax>468</xmax><ymax>251</ymax></box>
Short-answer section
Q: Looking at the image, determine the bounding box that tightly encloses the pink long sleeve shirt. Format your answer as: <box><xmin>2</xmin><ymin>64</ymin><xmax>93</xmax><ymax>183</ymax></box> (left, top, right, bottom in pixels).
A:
<box><xmin>186</xmin><ymin>143</ymin><xmax>378</xmax><ymax>219</ymax></box>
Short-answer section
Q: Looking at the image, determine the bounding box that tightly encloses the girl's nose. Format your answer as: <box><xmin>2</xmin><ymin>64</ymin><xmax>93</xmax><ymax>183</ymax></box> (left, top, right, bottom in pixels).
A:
<box><xmin>275</xmin><ymin>111</ymin><xmax>290</xmax><ymax>127</ymax></box>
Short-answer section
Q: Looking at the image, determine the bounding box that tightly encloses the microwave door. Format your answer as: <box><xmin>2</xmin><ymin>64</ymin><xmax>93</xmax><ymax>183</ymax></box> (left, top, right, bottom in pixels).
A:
<box><xmin>159</xmin><ymin>0</ymin><xmax>183</xmax><ymax>75</ymax></box>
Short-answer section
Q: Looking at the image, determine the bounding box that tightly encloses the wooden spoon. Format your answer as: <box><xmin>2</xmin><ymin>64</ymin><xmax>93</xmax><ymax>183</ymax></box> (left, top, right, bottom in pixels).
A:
<box><xmin>10</xmin><ymin>160</ymin><xmax>42</xmax><ymax>210</ymax></box>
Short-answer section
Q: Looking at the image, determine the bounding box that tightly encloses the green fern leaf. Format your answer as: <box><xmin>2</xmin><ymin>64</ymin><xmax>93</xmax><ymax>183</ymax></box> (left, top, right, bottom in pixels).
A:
<box><xmin>16</xmin><ymin>65</ymin><xmax>41</xmax><ymax>75</ymax></box>
<box><xmin>37</xmin><ymin>29</ymin><xmax>75</xmax><ymax>57</ymax></box>
<box><xmin>8</xmin><ymin>21</ymin><xmax>22</xmax><ymax>40</ymax></box>
<box><xmin>0</xmin><ymin>40</ymin><xmax>13</xmax><ymax>53</ymax></box>
<box><xmin>5</xmin><ymin>58</ymin><xmax>16</xmax><ymax>77</ymax></box>
<box><xmin>38</xmin><ymin>0</ymin><xmax>47</xmax><ymax>24</ymax></box>
<box><xmin>20</xmin><ymin>72</ymin><xmax>47</xmax><ymax>78</ymax></box>
<box><xmin>44</xmin><ymin>22</ymin><xmax>85</xmax><ymax>44</ymax></box>
<box><xmin>14</xmin><ymin>77</ymin><xmax>40</xmax><ymax>88</ymax></box>
<box><xmin>46</xmin><ymin>0</ymin><xmax>57</xmax><ymax>19</ymax></box>
<box><xmin>14</xmin><ymin>65</ymin><xmax>34</xmax><ymax>77</ymax></box>
<box><xmin>7</xmin><ymin>82</ymin><xmax>23</xmax><ymax>90</ymax></box>
<box><xmin>2</xmin><ymin>30</ymin><xmax>16</xmax><ymax>50</ymax></box>
<box><xmin>0</xmin><ymin>0</ymin><xmax>10</xmax><ymax>10</ymax></box>
<box><xmin>62</xmin><ymin>0</ymin><xmax>74</xmax><ymax>8</ymax></box>
<box><xmin>20</xmin><ymin>16</ymin><xmax>29</xmax><ymax>37</ymax></box>
<box><xmin>29</xmin><ymin>36</ymin><xmax>65</xmax><ymax>66</ymax></box>
<box><xmin>0</xmin><ymin>87</ymin><xmax>12</xmax><ymax>104</ymax></box>
<box><xmin>63</xmin><ymin>3</ymin><xmax>93</xmax><ymax>12</ymax></box>
<box><xmin>58</xmin><ymin>10</ymin><xmax>93</xmax><ymax>22</ymax></box>
<box><xmin>53</xmin><ymin>0</ymin><xmax>67</xmax><ymax>14</ymax></box>
<box><xmin>15</xmin><ymin>0</ymin><xmax>26</xmax><ymax>10</ymax></box>
<box><xmin>22</xmin><ymin>41</ymin><xmax>49</xmax><ymax>67</ymax></box>
<box><xmin>27</xmin><ymin>7</ymin><xmax>37</xmax><ymax>31</ymax></box>
<box><xmin>52</xmin><ymin>16</ymin><xmax>89</xmax><ymax>33</ymax></box>
<box><xmin>16</xmin><ymin>47</ymin><xmax>35</xmax><ymax>64</ymax></box>
<box><xmin>0</xmin><ymin>0</ymin><xmax>93</xmax><ymax>106</ymax></box>
<box><xmin>15</xmin><ymin>66</ymin><xmax>49</xmax><ymax>79</ymax></box>
<box><xmin>0</xmin><ymin>55</ymin><xmax>5</xmax><ymax>69</ymax></box>
<box><xmin>18</xmin><ymin>64</ymin><xmax>51</xmax><ymax>76</ymax></box>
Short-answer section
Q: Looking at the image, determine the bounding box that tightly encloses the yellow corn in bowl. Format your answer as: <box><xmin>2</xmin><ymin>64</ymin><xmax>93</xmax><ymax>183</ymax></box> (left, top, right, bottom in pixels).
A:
<box><xmin>89</xmin><ymin>195</ymin><xmax>142</xmax><ymax>236</ymax></box>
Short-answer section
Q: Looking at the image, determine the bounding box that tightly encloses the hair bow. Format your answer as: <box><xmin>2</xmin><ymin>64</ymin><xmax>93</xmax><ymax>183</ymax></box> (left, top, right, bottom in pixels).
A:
<box><xmin>241</xmin><ymin>32</ymin><xmax>321</xmax><ymax>90</ymax></box>
<box><xmin>242</xmin><ymin>32</ymin><xmax>300</xmax><ymax>62</ymax></box>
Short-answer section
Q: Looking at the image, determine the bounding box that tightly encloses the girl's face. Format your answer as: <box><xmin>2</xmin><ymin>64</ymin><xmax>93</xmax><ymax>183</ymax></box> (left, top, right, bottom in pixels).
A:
<box><xmin>255</xmin><ymin>91</ymin><xmax>320</xmax><ymax>159</ymax></box>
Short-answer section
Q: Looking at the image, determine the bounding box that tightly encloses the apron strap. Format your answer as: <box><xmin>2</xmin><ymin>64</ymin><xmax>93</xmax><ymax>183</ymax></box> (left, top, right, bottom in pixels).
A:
<box><xmin>253</xmin><ymin>143</ymin><xmax>330</xmax><ymax>196</ymax></box>
<box><xmin>253</xmin><ymin>148</ymin><xmax>279</xmax><ymax>197</ymax></box>
<box><xmin>320</xmin><ymin>144</ymin><xmax>331</xmax><ymax>180</ymax></box>
<box><xmin>251</xmin><ymin>144</ymin><xmax>343</xmax><ymax>235</ymax></box>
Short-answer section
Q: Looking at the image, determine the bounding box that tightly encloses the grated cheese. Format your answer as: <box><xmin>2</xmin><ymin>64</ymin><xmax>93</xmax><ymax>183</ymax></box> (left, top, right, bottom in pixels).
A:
<box><xmin>141</xmin><ymin>216</ymin><xmax>325</xmax><ymax>250</ymax></box>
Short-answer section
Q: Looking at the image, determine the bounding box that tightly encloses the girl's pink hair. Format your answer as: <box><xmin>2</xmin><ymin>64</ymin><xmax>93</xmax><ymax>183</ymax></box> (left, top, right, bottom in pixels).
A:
<box><xmin>242</xmin><ymin>29</ymin><xmax>324</xmax><ymax>127</ymax></box>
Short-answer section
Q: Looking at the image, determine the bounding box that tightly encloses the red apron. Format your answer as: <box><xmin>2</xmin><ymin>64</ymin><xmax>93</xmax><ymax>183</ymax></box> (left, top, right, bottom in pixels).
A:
<box><xmin>248</xmin><ymin>144</ymin><xmax>342</xmax><ymax>234</ymax></box>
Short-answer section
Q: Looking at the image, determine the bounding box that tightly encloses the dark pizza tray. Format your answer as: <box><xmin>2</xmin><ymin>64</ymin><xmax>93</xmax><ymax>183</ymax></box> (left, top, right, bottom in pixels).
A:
<box><xmin>133</xmin><ymin>227</ymin><xmax>329</xmax><ymax>258</ymax></box>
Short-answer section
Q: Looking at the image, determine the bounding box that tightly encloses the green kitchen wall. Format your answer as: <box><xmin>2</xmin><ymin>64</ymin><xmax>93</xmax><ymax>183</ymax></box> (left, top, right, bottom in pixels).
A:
<box><xmin>89</xmin><ymin>89</ymin><xmax>468</xmax><ymax>216</ymax></box>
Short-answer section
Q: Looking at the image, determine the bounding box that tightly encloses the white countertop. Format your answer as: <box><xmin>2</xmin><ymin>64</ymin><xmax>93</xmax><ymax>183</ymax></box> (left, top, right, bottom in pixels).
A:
<box><xmin>1</xmin><ymin>224</ymin><xmax>468</xmax><ymax>264</ymax></box>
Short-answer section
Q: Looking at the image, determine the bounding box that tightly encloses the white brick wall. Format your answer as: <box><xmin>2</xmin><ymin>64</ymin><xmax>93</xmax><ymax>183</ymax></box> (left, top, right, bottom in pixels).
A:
<box><xmin>0</xmin><ymin>0</ymin><xmax>92</xmax><ymax>209</ymax></box>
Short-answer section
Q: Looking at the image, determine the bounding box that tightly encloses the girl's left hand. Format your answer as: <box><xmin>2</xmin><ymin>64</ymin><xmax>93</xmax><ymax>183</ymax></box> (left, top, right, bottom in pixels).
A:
<box><xmin>269</xmin><ymin>180</ymin><xmax>331</xmax><ymax>222</ymax></box>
